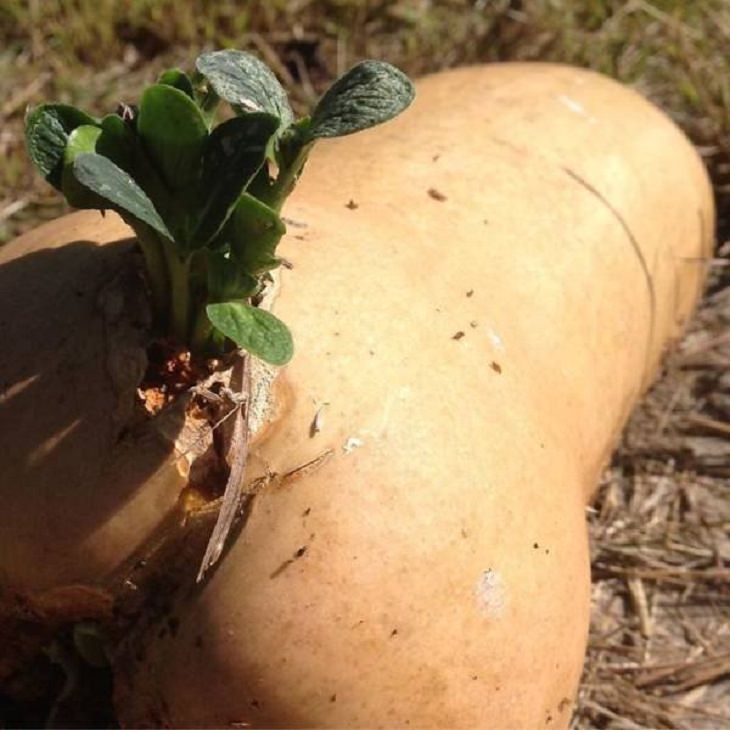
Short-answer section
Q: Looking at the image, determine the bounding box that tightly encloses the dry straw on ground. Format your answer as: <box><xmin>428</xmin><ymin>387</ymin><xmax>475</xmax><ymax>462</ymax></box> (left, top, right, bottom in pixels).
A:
<box><xmin>0</xmin><ymin>1</ymin><xmax>727</xmax><ymax>726</ymax></box>
<box><xmin>575</xmin><ymin>256</ymin><xmax>729</xmax><ymax>728</ymax></box>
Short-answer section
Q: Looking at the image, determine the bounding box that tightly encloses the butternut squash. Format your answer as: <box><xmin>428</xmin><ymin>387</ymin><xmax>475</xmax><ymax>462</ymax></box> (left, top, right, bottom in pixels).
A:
<box><xmin>0</xmin><ymin>63</ymin><xmax>713</xmax><ymax>728</ymax></box>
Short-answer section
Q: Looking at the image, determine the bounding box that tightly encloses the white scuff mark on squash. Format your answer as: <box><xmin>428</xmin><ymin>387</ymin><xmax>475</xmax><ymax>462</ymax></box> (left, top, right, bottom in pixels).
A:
<box><xmin>376</xmin><ymin>392</ymin><xmax>397</xmax><ymax>435</ymax></box>
<box><xmin>343</xmin><ymin>436</ymin><xmax>364</xmax><ymax>455</ymax></box>
<box><xmin>475</xmin><ymin>569</ymin><xmax>507</xmax><ymax>618</ymax></box>
<box><xmin>556</xmin><ymin>94</ymin><xmax>597</xmax><ymax>124</ymax></box>
<box><xmin>486</xmin><ymin>327</ymin><xmax>505</xmax><ymax>352</ymax></box>
<box><xmin>360</xmin><ymin>385</ymin><xmax>412</xmax><ymax>441</ymax></box>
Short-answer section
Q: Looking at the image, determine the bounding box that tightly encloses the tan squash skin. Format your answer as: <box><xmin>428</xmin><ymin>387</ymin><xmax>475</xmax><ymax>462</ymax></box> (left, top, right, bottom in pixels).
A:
<box><xmin>0</xmin><ymin>62</ymin><xmax>713</xmax><ymax>727</ymax></box>
<box><xmin>117</xmin><ymin>64</ymin><xmax>712</xmax><ymax>728</ymax></box>
<box><xmin>0</xmin><ymin>213</ymin><xmax>188</xmax><ymax>590</ymax></box>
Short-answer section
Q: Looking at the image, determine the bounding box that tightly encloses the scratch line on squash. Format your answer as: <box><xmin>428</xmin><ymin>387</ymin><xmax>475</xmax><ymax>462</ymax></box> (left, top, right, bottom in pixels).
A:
<box><xmin>555</xmin><ymin>94</ymin><xmax>597</xmax><ymax>124</ymax></box>
<box><xmin>562</xmin><ymin>166</ymin><xmax>656</xmax><ymax>386</ymax></box>
<box><xmin>281</xmin><ymin>449</ymin><xmax>334</xmax><ymax>483</ymax></box>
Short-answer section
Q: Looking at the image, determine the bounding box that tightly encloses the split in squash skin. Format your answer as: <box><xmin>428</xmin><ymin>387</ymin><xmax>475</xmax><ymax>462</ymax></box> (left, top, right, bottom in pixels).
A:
<box><xmin>0</xmin><ymin>63</ymin><xmax>714</xmax><ymax>727</ymax></box>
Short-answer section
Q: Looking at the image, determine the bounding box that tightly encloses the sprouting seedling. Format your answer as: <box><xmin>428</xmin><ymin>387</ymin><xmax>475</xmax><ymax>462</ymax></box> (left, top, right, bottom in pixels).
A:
<box><xmin>25</xmin><ymin>51</ymin><xmax>415</xmax><ymax>366</ymax></box>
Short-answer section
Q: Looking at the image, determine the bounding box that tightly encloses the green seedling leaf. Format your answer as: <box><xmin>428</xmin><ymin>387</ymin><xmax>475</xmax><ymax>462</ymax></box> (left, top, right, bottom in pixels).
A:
<box><xmin>194</xmin><ymin>113</ymin><xmax>279</xmax><ymax>247</ymax></box>
<box><xmin>158</xmin><ymin>68</ymin><xmax>195</xmax><ymax>98</ymax></box>
<box><xmin>308</xmin><ymin>60</ymin><xmax>415</xmax><ymax>139</ymax></box>
<box><xmin>73</xmin><ymin>153</ymin><xmax>172</xmax><ymax>240</ymax></box>
<box><xmin>96</xmin><ymin>115</ymin><xmax>135</xmax><ymax>170</ymax></box>
<box><xmin>98</xmin><ymin>114</ymin><xmax>178</xmax><ymax>228</ymax></box>
<box><xmin>25</xmin><ymin>104</ymin><xmax>98</xmax><ymax>189</ymax></box>
<box><xmin>137</xmin><ymin>84</ymin><xmax>208</xmax><ymax>193</ymax></box>
<box><xmin>65</xmin><ymin>125</ymin><xmax>101</xmax><ymax>161</ymax></box>
<box><xmin>206</xmin><ymin>301</ymin><xmax>293</xmax><ymax>366</ymax></box>
<box><xmin>207</xmin><ymin>251</ymin><xmax>259</xmax><ymax>302</ymax></box>
<box><xmin>259</xmin><ymin>121</ymin><xmax>314</xmax><ymax>210</ymax></box>
<box><xmin>101</xmin><ymin>114</ymin><xmax>172</xmax><ymax>206</ymax></box>
<box><xmin>190</xmin><ymin>70</ymin><xmax>221</xmax><ymax>126</ymax></box>
<box><xmin>220</xmin><ymin>192</ymin><xmax>285</xmax><ymax>275</ymax></box>
<box><xmin>25</xmin><ymin>47</ymin><xmax>415</xmax><ymax>366</ymax></box>
<box><xmin>61</xmin><ymin>125</ymin><xmax>104</xmax><ymax>208</ymax></box>
<box><xmin>196</xmin><ymin>50</ymin><xmax>294</xmax><ymax>128</ymax></box>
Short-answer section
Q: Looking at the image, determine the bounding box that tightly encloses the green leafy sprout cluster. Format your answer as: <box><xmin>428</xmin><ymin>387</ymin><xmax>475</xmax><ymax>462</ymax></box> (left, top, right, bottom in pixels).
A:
<box><xmin>25</xmin><ymin>51</ymin><xmax>415</xmax><ymax>365</ymax></box>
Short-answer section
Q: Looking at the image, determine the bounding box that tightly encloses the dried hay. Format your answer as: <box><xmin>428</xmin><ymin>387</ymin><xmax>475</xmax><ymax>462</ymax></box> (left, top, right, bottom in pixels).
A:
<box><xmin>575</xmin><ymin>253</ymin><xmax>729</xmax><ymax>728</ymax></box>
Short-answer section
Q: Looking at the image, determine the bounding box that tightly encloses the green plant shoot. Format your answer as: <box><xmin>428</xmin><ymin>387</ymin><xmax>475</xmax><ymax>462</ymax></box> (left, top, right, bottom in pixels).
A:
<box><xmin>25</xmin><ymin>51</ymin><xmax>415</xmax><ymax>366</ymax></box>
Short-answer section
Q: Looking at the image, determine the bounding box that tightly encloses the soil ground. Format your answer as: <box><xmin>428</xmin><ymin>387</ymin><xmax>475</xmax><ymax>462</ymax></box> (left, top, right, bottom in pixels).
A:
<box><xmin>0</xmin><ymin>2</ymin><xmax>727</xmax><ymax>726</ymax></box>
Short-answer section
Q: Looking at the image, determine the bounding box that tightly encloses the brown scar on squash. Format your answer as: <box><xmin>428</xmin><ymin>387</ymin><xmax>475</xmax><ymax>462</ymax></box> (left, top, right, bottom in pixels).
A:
<box><xmin>280</xmin><ymin>449</ymin><xmax>335</xmax><ymax>485</ymax></box>
<box><xmin>269</xmin><ymin>541</ymin><xmax>312</xmax><ymax>579</ymax></box>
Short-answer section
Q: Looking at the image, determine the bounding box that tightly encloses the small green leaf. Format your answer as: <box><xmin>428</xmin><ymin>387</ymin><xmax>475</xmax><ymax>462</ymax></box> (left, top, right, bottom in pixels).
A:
<box><xmin>73</xmin><ymin>153</ymin><xmax>172</xmax><ymax>240</ymax></box>
<box><xmin>190</xmin><ymin>71</ymin><xmax>221</xmax><ymax>125</ymax></box>
<box><xmin>25</xmin><ymin>104</ymin><xmax>98</xmax><ymax>188</ymax></box>
<box><xmin>61</xmin><ymin>125</ymin><xmax>103</xmax><ymax>208</ymax></box>
<box><xmin>220</xmin><ymin>193</ymin><xmax>285</xmax><ymax>275</ymax></box>
<box><xmin>206</xmin><ymin>301</ymin><xmax>293</xmax><ymax>366</ymax></box>
<box><xmin>207</xmin><ymin>251</ymin><xmax>259</xmax><ymax>302</ymax></box>
<box><xmin>96</xmin><ymin>114</ymin><xmax>136</xmax><ymax>170</ymax></box>
<box><xmin>137</xmin><ymin>84</ymin><xmax>208</xmax><ymax>192</ymax></box>
<box><xmin>195</xmin><ymin>50</ymin><xmax>294</xmax><ymax>128</ymax></box>
<box><xmin>98</xmin><ymin>114</ymin><xmax>177</xmax><ymax>226</ymax></box>
<box><xmin>158</xmin><ymin>68</ymin><xmax>195</xmax><ymax>98</ymax></box>
<box><xmin>308</xmin><ymin>60</ymin><xmax>414</xmax><ymax>139</ymax></box>
<box><xmin>194</xmin><ymin>114</ymin><xmax>279</xmax><ymax>248</ymax></box>
<box><xmin>260</xmin><ymin>122</ymin><xmax>314</xmax><ymax>210</ymax></box>
<box><xmin>64</xmin><ymin>125</ymin><xmax>102</xmax><ymax>161</ymax></box>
